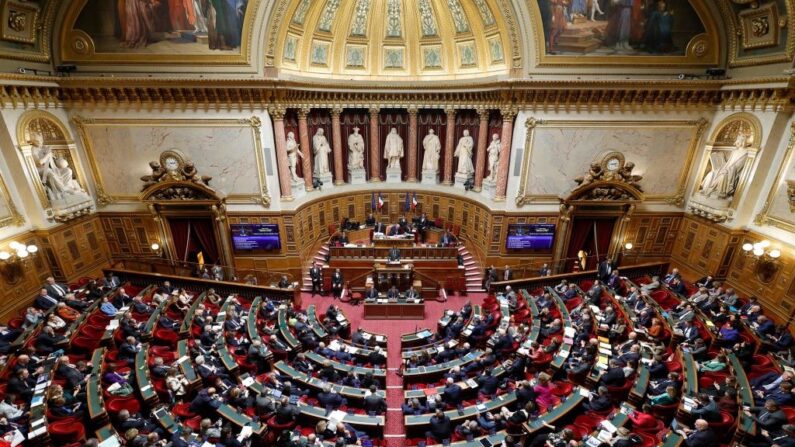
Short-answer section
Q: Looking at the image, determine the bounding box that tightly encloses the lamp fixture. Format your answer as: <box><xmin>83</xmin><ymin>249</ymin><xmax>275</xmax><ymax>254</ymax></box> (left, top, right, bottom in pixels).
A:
<box><xmin>0</xmin><ymin>240</ymin><xmax>39</xmax><ymax>265</ymax></box>
<box><xmin>150</xmin><ymin>242</ymin><xmax>163</xmax><ymax>257</ymax></box>
<box><xmin>624</xmin><ymin>242</ymin><xmax>633</xmax><ymax>250</ymax></box>
<box><xmin>742</xmin><ymin>239</ymin><xmax>782</xmax><ymax>261</ymax></box>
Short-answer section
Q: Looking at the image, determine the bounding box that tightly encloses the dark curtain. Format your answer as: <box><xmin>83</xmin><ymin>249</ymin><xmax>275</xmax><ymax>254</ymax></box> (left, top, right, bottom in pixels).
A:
<box><xmin>592</xmin><ymin>219</ymin><xmax>616</xmax><ymax>268</ymax></box>
<box><xmin>191</xmin><ymin>218</ymin><xmax>220</xmax><ymax>264</ymax></box>
<box><xmin>168</xmin><ymin>219</ymin><xmax>191</xmax><ymax>262</ymax></box>
<box><xmin>566</xmin><ymin>218</ymin><xmax>594</xmax><ymax>272</ymax></box>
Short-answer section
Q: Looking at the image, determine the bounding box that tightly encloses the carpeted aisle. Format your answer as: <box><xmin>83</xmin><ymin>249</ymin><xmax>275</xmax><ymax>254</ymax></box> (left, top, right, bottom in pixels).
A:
<box><xmin>300</xmin><ymin>292</ymin><xmax>487</xmax><ymax>447</ymax></box>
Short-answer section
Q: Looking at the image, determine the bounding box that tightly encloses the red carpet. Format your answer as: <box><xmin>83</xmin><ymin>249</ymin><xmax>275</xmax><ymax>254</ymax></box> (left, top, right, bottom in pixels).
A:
<box><xmin>300</xmin><ymin>292</ymin><xmax>487</xmax><ymax>447</ymax></box>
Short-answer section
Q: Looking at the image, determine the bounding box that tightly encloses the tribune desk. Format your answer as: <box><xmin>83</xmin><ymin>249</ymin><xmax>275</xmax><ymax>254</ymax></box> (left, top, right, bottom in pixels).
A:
<box><xmin>364</xmin><ymin>297</ymin><xmax>425</xmax><ymax>320</ymax></box>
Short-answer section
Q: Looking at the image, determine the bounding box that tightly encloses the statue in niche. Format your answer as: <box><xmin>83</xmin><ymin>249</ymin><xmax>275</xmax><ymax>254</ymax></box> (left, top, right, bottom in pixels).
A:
<box><xmin>454</xmin><ymin>129</ymin><xmax>475</xmax><ymax>176</ymax></box>
<box><xmin>285</xmin><ymin>131</ymin><xmax>303</xmax><ymax>182</ymax></box>
<box><xmin>30</xmin><ymin>132</ymin><xmax>88</xmax><ymax>201</ymax></box>
<box><xmin>699</xmin><ymin>131</ymin><xmax>751</xmax><ymax>199</ymax></box>
<box><xmin>422</xmin><ymin>129</ymin><xmax>441</xmax><ymax>172</ymax></box>
<box><xmin>485</xmin><ymin>133</ymin><xmax>501</xmax><ymax>182</ymax></box>
<box><xmin>347</xmin><ymin>127</ymin><xmax>365</xmax><ymax>170</ymax></box>
<box><xmin>312</xmin><ymin>128</ymin><xmax>332</xmax><ymax>175</ymax></box>
<box><xmin>384</xmin><ymin>128</ymin><xmax>404</xmax><ymax>169</ymax></box>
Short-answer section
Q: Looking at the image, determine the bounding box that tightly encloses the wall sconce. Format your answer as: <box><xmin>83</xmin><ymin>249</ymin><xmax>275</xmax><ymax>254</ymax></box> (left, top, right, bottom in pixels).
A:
<box><xmin>624</xmin><ymin>242</ymin><xmax>633</xmax><ymax>251</ymax></box>
<box><xmin>0</xmin><ymin>241</ymin><xmax>39</xmax><ymax>265</ymax></box>
<box><xmin>742</xmin><ymin>239</ymin><xmax>783</xmax><ymax>283</ymax></box>
<box><xmin>150</xmin><ymin>242</ymin><xmax>163</xmax><ymax>257</ymax></box>
<box><xmin>787</xmin><ymin>179</ymin><xmax>794</xmax><ymax>212</ymax></box>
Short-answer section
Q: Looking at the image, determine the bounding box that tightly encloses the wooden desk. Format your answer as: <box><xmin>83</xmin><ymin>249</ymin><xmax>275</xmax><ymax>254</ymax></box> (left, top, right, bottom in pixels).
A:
<box><xmin>329</xmin><ymin>245</ymin><xmax>458</xmax><ymax>260</ymax></box>
<box><xmin>373</xmin><ymin>237</ymin><xmax>415</xmax><ymax>248</ymax></box>
<box><xmin>135</xmin><ymin>344</ymin><xmax>159</xmax><ymax>406</ymax></box>
<box><xmin>347</xmin><ymin>227</ymin><xmax>372</xmax><ymax>244</ymax></box>
<box><xmin>401</xmin><ymin>328</ymin><xmax>435</xmax><ymax>349</ymax></box>
<box><xmin>364</xmin><ymin>301</ymin><xmax>425</xmax><ymax>319</ymax></box>
<box><xmin>405</xmin><ymin>391</ymin><xmax>517</xmax><ymax>437</ymax></box>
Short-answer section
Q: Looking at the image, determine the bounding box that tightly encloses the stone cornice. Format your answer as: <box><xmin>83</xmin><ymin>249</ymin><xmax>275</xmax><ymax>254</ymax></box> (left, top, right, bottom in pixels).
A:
<box><xmin>0</xmin><ymin>76</ymin><xmax>790</xmax><ymax>112</ymax></box>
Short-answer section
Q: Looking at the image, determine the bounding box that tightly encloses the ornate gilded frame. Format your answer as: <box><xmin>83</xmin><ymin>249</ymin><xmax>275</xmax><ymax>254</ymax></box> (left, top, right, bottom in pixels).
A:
<box><xmin>71</xmin><ymin>117</ymin><xmax>271</xmax><ymax>208</ymax></box>
<box><xmin>58</xmin><ymin>0</ymin><xmax>262</xmax><ymax>65</ymax></box>
<box><xmin>690</xmin><ymin>112</ymin><xmax>763</xmax><ymax>214</ymax></box>
<box><xmin>515</xmin><ymin>118</ymin><xmax>707</xmax><ymax>207</ymax></box>
<box><xmin>15</xmin><ymin>110</ymin><xmax>91</xmax><ymax>213</ymax></box>
<box><xmin>525</xmin><ymin>0</ymin><xmax>720</xmax><ymax>67</ymax></box>
<box><xmin>755</xmin><ymin>121</ymin><xmax>795</xmax><ymax>232</ymax></box>
<box><xmin>719</xmin><ymin>0</ymin><xmax>795</xmax><ymax>67</ymax></box>
<box><xmin>0</xmin><ymin>173</ymin><xmax>23</xmax><ymax>229</ymax></box>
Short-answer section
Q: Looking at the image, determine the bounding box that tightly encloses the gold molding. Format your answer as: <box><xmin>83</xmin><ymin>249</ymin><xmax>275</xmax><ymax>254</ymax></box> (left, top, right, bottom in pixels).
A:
<box><xmin>58</xmin><ymin>0</ymin><xmax>263</xmax><ymax>66</ymax></box>
<box><xmin>0</xmin><ymin>173</ymin><xmax>24</xmax><ymax>229</ymax></box>
<box><xmin>525</xmin><ymin>0</ymin><xmax>720</xmax><ymax>67</ymax></box>
<box><xmin>0</xmin><ymin>0</ymin><xmax>55</xmax><ymax>63</ymax></box>
<box><xmin>754</xmin><ymin>122</ymin><xmax>795</xmax><ymax>232</ymax></box>
<box><xmin>515</xmin><ymin>119</ymin><xmax>705</xmax><ymax>207</ymax></box>
<box><xmin>71</xmin><ymin>117</ymin><xmax>271</xmax><ymax>208</ymax></box>
<box><xmin>719</xmin><ymin>0</ymin><xmax>795</xmax><ymax>68</ymax></box>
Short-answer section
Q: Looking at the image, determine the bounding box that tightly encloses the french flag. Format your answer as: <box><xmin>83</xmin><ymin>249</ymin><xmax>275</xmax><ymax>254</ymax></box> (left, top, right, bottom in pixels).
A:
<box><xmin>411</xmin><ymin>192</ymin><xmax>418</xmax><ymax>210</ymax></box>
<box><xmin>377</xmin><ymin>193</ymin><xmax>384</xmax><ymax>210</ymax></box>
<box><xmin>371</xmin><ymin>192</ymin><xmax>376</xmax><ymax>210</ymax></box>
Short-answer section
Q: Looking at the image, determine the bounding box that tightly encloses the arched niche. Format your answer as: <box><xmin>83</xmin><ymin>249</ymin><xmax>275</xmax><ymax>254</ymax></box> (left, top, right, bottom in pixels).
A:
<box><xmin>16</xmin><ymin>110</ymin><xmax>94</xmax><ymax>222</ymax></box>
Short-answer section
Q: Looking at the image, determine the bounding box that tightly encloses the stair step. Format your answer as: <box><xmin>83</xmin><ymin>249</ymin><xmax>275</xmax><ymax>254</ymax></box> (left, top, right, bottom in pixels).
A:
<box><xmin>465</xmin><ymin>271</ymin><xmax>481</xmax><ymax>277</ymax></box>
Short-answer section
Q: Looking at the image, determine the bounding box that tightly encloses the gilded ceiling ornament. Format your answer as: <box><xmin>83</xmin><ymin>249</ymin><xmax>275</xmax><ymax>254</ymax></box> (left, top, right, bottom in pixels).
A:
<box><xmin>350</xmin><ymin>0</ymin><xmax>371</xmax><ymax>37</ymax></box>
<box><xmin>385</xmin><ymin>0</ymin><xmax>403</xmax><ymax>38</ymax></box>
<box><xmin>786</xmin><ymin>179</ymin><xmax>795</xmax><ymax>212</ymax></box>
<box><xmin>291</xmin><ymin>0</ymin><xmax>311</xmax><ymax>25</ymax></box>
<box><xmin>447</xmin><ymin>0</ymin><xmax>470</xmax><ymax>33</ymax></box>
<box><xmin>318</xmin><ymin>0</ymin><xmax>342</xmax><ymax>32</ymax></box>
<box><xmin>473</xmin><ymin>0</ymin><xmax>495</xmax><ymax>27</ymax></box>
<box><xmin>418</xmin><ymin>0</ymin><xmax>438</xmax><ymax>36</ymax></box>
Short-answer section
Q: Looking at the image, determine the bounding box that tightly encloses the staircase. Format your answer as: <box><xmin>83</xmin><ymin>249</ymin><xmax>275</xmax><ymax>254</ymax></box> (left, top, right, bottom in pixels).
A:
<box><xmin>302</xmin><ymin>242</ymin><xmax>486</xmax><ymax>294</ymax></box>
<box><xmin>459</xmin><ymin>245</ymin><xmax>485</xmax><ymax>294</ymax></box>
<box><xmin>301</xmin><ymin>243</ymin><xmax>329</xmax><ymax>292</ymax></box>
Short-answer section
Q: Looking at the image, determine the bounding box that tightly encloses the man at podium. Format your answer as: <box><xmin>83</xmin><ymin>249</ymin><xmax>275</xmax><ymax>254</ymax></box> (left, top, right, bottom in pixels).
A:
<box><xmin>387</xmin><ymin>223</ymin><xmax>402</xmax><ymax>236</ymax></box>
<box><xmin>387</xmin><ymin>285</ymin><xmax>400</xmax><ymax>299</ymax></box>
<box><xmin>405</xmin><ymin>285</ymin><xmax>420</xmax><ymax>300</ymax></box>
<box><xmin>365</xmin><ymin>213</ymin><xmax>376</xmax><ymax>226</ymax></box>
<box><xmin>388</xmin><ymin>247</ymin><xmax>401</xmax><ymax>262</ymax></box>
<box><xmin>440</xmin><ymin>230</ymin><xmax>454</xmax><ymax>246</ymax></box>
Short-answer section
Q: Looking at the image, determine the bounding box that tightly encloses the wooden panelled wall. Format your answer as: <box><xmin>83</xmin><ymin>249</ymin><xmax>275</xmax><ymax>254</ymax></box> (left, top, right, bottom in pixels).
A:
<box><xmin>0</xmin><ymin>214</ymin><xmax>109</xmax><ymax>322</ymax></box>
<box><xmin>622</xmin><ymin>213</ymin><xmax>683</xmax><ymax>265</ymax></box>
<box><xmin>672</xmin><ymin>215</ymin><xmax>795</xmax><ymax>323</ymax></box>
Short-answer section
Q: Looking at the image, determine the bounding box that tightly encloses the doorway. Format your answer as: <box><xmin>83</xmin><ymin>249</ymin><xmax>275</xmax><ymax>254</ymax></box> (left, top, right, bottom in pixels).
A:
<box><xmin>167</xmin><ymin>217</ymin><xmax>221</xmax><ymax>265</ymax></box>
<box><xmin>565</xmin><ymin>217</ymin><xmax>617</xmax><ymax>272</ymax></box>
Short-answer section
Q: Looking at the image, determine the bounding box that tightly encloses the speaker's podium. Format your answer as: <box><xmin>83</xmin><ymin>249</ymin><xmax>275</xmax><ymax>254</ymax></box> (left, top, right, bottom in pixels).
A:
<box><xmin>364</xmin><ymin>263</ymin><xmax>424</xmax><ymax>320</ymax></box>
<box><xmin>374</xmin><ymin>262</ymin><xmax>413</xmax><ymax>292</ymax></box>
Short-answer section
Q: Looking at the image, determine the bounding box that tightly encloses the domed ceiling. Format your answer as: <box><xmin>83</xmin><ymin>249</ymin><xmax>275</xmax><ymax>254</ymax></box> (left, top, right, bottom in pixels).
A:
<box><xmin>270</xmin><ymin>0</ymin><xmax>518</xmax><ymax>80</ymax></box>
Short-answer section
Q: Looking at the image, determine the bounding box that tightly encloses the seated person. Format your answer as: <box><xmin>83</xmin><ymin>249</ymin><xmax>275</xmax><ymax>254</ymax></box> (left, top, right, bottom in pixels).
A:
<box><xmin>365</xmin><ymin>285</ymin><xmax>379</xmax><ymax>300</ymax></box>
<box><xmin>387</xmin><ymin>247</ymin><xmax>401</xmax><ymax>262</ymax></box>
<box><xmin>365</xmin><ymin>213</ymin><xmax>376</xmax><ymax>227</ymax></box>
<box><xmin>338</xmin><ymin>231</ymin><xmax>349</xmax><ymax>245</ymax></box>
<box><xmin>277</xmin><ymin>275</ymin><xmax>291</xmax><ymax>289</ymax></box>
<box><xmin>386</xmin><ymin>285</ymin><xmax>400</xmax><ymax>300</ymax></box>
<box><xmin>440</xmin><ymin>230</ymin><xmax>454</xmax><ymax>246</ymax></box>
<box><xmin>387</xmin><ymin>223</ymin><xmax>402</xmax><ymax>236</ymax></box>
<box><xmin>405</xmin><ymin>285</ymin><xmax>420</xmax><ymax>300</ymax></box>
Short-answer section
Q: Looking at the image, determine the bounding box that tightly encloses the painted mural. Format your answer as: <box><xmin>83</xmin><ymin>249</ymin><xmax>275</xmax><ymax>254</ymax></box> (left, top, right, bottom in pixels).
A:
<box><xmin>536</xmin><ymin>0</ymin><xmax>705</xmax><ymax>56</ymax></box>
<box><xmin>73</xmin><ymin>0</ymin><xmax>249</xmax><ymax>54</ymax></box>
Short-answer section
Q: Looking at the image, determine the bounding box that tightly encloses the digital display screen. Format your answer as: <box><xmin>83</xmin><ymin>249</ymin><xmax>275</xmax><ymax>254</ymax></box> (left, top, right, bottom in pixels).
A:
<box><xmin>505</xmin><ymin>224</ymin><xmax>555</xmax><ymax>251</ymax></box>
<box><xmin>231</xmin><ymin>224</ymin><xmax>281</xmax><ymax>251</ymax></box>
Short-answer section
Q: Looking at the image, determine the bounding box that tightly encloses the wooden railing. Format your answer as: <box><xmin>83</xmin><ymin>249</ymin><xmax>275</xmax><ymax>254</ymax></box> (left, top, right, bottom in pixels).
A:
<box><xmin>110</xmin><ymin>257</ymin><xmax>294</xmax><ymax>286</ymax></box>
<box><xmin>105</xmin><ymin>268</ymin><xmax>299</xmax><ymax>302</ymax></box>
<box><xmin>492</xmin><ymin>261</ymin><xmax>669</xmax><ymax>291</ymax></box>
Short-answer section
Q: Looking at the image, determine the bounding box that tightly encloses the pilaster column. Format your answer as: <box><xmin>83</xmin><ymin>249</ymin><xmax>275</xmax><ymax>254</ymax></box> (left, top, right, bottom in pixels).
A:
<box><xmin>331</xmin><ymin>107</ymin><xmax>344</xmax><ymax>185</ymax></box>
<box><xmin>443</xmin><ymin>108</ymin><xmax>456</xmax><ymax>185</ymax></box>
<box><xmin>297</xmin><ymin>107</ymin><xmax>314</xmax><ymax>191</ymax></box>
<box><xmin>369</xmin><ymin>107</ymin><xmax>381</xmax><ymax>182</ymax></box>
<box><xmin>269</xmin><ymin>107</ymin><xmax>292</xmax><ymax>200</ymax></box>
<box><xmin>494</xmin><ymin>107</ymin><xmax>516</xmax><ymax>201</ymax></box>
<box><xmin>406</xmin><ymin>107</ymin><xmax>419</xmax><ymax>182</ymax></box>
<box><xmin>474</xmin><ymin>108</ymin><xmax>490</xmax><ymax>192</ymax></box>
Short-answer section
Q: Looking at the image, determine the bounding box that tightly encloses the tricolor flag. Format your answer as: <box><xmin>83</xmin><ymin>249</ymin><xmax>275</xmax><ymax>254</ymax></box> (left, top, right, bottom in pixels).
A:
<box><xmin>404</xmin><ymin>192</ymin><xmax>411</xmax><ymax>212</ymax></box>
<box><xmin>377</xmin><ymin>193</ymin><xmax>384</xmax><ymax>210</ymax></box>
<box><xmin>411</xmin><ymin>192</ymin><xmax>418</xmax><ymax>210</ymax></box>
<box><xmin>371</xmin><ymin>192</ymin><xmax>376</xmax><ymax>211</ymax></box>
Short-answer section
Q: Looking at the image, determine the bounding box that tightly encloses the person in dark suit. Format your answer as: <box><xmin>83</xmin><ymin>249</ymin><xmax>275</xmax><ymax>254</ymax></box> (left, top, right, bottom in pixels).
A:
<box><xmin>387</xmin><ymin>286</ymin><xmax>400</xmax><ymax>299</ymax></box>
<box><xmin>368</xmin><ymin>346</ymin><xmax>386</xmax><ymax>365</ymax></box>
<box><xmin>189</xmin><ymin>388</ymin><xmax>221</xmax><ymax>418</ymax></box>
<box><xmin>388</xmin><ymin>247</ymin><xmax>401</xmax><ymax>262</ymax></box>
<box><xmin>476</xmin><ymin>369</ymin><xmax>500</xmax><ymax>397</ymax></box>
<box><xmin>374</xmin><ymin>221</ymin><xmax>387</xmax><ymax>234</ymax></box>
<box><xmin>387</xmin><ymin>224</ymin><xmax>401</xmax><ymax>236</ymax></box>
<box><xmin>443</xmin><ymin>377</ymin><xmax>463</xmax><ymax>407</ymax></box>
<box><xmin>365</xmin><ymin>213</ymin><xmax>376</xmax><ymax>226</ymax></box>
<box><xmin>34</xmin><ymin>288</ymin><xmax>59</xmax><ymax>310</ymax></box>
<box><xmin>746</xmin><ymin>400</ymin><xmax>788</xmax><ymax>434</ymax></box>
<box><xmin>338</xmin><ymin>231</ymin><xmax>349</xmax><ymax>244</ymax></box>
<box><xmin>363</xmin><ymin>386</ymin><xmax>387</xmax><ymax>415</ymax></box>
<box><xmin>44</xmin><ymin>277</ymin><xmax>69</xmax><ymax>301</ymax></box>
<box><xmin>405</xmin><ymin>286</ymin><xmax>419</xmax><ymax>300</ymax></box>
<box><xmin>598</xmin><ymin>258</ymin><xmax>614</xmax><ymax>282</ymax></box>
<box><xmin>365</xmin><ymin>285</ymin><xmax>379</xmax><ymax>300</ymax></box>
<box><xmin>7</xmin><ymin>369</ymin><xmax>34</xmax><ymax>401</ymax></box>
<box><xmin>398</xmin><ymin>215</ymin><xmax>409</xmax><ymax>232</ymax></box>
<box><xmin>113</xmin><ymin>288</ymin><xmax>132</xmax><ymax>309</ymax></box>
<box><xmin>428</xmin><ymin>409</ymin><xmax>453</xmax><ymax>442</ymax></box>
<box><xmin>538</xmin><ymin>264</ymin><xmax>550</xmax><ymax>277</ymax></box>
<box><xmin>679</xmin><ymin>419</ymin><xmax>719</xmax><ymax>447</ymax></box>
<box><xmin>277</xmin><ymin>275</ymin><xmax>291</xmax><ymax>288</ymax></box>
<box><xmin>599</xmin><ymin>360</ymin><xmax>626</xmax><ymax>387</ymax></box>
<box><xmin>696</xmin><ymin>275</ymin><xmax>714</xmax><ymax>289</ymax></box>
<box><xmin>35</xmin><ymin>326</ymin><xmax>65</xmax><ymax>355</ymax></box>
<box><xmin>584</xmin><ymin>386</ymin><xmax>613</xmax><ymax>412</ymax></box>
<box><xmin>309</xmin><ymin>263</ymin><xmax>323</xmax><ymax>296</ymax></box>
<box><xmin>440</xmin><ymin>230</ymin><xmax>453</xmax><ymax>246</ymax></box>
<box><xmin>418</xmin><ymin>213</ymin><xmax>429</xmax><ymax>229</ymax></box>
<box><xmin>55</xmin><ymin>356</ymin><xmax>86</xmax><ymax>390</ymax></box>
<box><xmin>331</xmin><ymin>269</ymin><xmax>343</xmax><ymax>298</ymax></box>
<box><xmin>483</xmin><ymin>266</ymin><xmax>498</xmax><ymax>291</ymax></box>
<box><xmin>317</xmin><ymin>386</ymin><xmax>344</xmax><ymax>409</ymax></box>
<box><xmin>104</xmin><ymin>272</ymin><xmax>121</xmax><ymax>289</ymax></box>
<box><xmin>118</xmin><ymin>336</ymin><xmax>142</xmax><ymax>365</ymax></box>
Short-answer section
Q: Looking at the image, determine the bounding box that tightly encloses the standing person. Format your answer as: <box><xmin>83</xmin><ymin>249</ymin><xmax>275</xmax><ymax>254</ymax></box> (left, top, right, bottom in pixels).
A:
<box><xmin>309</xmin><ymin>263</ymin><xmax>323</xmax><ymax>296</ymax></box>
<box><xmin>331</xmin><ymin>269</ymin><xmax>343</xmax><ymax>299</ymax></box>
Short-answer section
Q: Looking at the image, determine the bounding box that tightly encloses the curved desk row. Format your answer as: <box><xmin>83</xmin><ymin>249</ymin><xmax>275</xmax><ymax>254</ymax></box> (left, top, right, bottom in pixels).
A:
<box><xmin>274</xmin><ymin>361</ymin><xmax>386</xmax><ymax>404</ymax></box>
<box><xmin>403</xmin><ymin>350</ymin><xmax>484</xmax><ymax>384</ymax></box>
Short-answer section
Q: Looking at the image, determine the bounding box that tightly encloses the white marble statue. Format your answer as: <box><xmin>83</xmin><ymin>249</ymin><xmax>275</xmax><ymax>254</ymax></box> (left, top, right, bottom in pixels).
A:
<box><xmin>31</xmin><ymin>133</ymin><xmax>69</xmax><ymax>201</ymax></box>
<box><xmin>699</xmin><ymin>131</ymin><xmax>751</xmax><ymax>199</ymax></box>
<box><xmin>384</xmin><ymin>127</ymin><xmax>404</xmax><ymax>169</ymax></box>
<box><xmin>312</xmin><ymin>128</ymin><xmax>332</xmax><ymax>176</ymax></box>
<box><xmin>53</xmin><ymin>158</ymin><xmax>86</xmax><ymax>197</ymax></box>
<box><xmin>422</xmin><ymin>129</ymin><xmax>442</xmax><ymax>172</ymax></box>
<box><xmin>347</xmin><ymin>127</ymin><xmax>365</xmax><ymax>170</ymax></box>
<box><xmin>485</xmin><ymin>133</ymin><xmax>501</xmax><ymax>182</ymax></box>
<box><xmin>454</xmin><ymin>129</ymin><xmax>475</xmax><ymax>176</ymax></box>
<box><xmin>285</xmin><ymin>131</ymin><xmax>302</xmax><ymax>182</ymax></box>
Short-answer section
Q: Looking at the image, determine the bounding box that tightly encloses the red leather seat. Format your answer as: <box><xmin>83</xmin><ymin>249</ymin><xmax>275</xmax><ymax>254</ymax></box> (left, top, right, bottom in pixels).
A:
<box><xmin>753</xmin><ymin>354</ymin><xmax>773</xmax><ymax>369</ymax></box>
<box><xmin>664</xmin><ymin>360</ymin><xmax>682</xmax><ymax>373</ymax></box>
<box><xmin>708</xmin><ymin>410</ymin><xmax>735</xmax><ymax>438</ymax></box>
<box><xmin>782</xmin><ymin>406</ymin><xmax>795</xmax><ymax>424</ymax></box>
<box><xmin>633</xmin><ymin>418</ymin><xmax>665</xmax><ymax>435</ymax></box>
<box><xmin>607</xmin><ymin>380</ymin><xmax>633</xmax><ymax>403</ymax></box>
<box><xmin>637</xmin><ymin>432</ymin><xmax>657</xmax><ymax>447</ymax></box>
<box><xmin>173</xmin><ymin>402</ymin><xmax>196</xmax><ymax>419</ymax></box>
<box><xmin>266</xmin><ymin>415</ymin><xmax>298</xmax><ymax>444</ymax></box>
<box><xmin>574</xmin><ymin>413</ymin><xmax>605</xmax><ymax>430</ymax></box>
<box><xmin>651</xmin><ymin>403</ymin><xmax>679</xmax><ymax>422</ymax></box>
<box><xmin>49</xmin><ymin>419</ymin><xmax>87</xmax><ymax>443</ymax></box>
<box><xmin>184</xmin><ymin>416</ymin><xmax>202</xmax><ymax>431</ymax></box>
<box><xmin>153</xmin><ymin>328</ymin><xmax>179</xmax><ymax>347</ymax></box>
<box><xmin>551</xmin><ymin>382</ymin><xmax>573</xmax><ymax>397</ymax></box>
<box><xmin>565</xmin><ymin>424</ymin><xmax>590</xmax><ymax>440</ymax></box>
<box><xmin>106</xmin><ymin>396</ymin><xmax>141</xmax><ymax>415</ymax></box>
